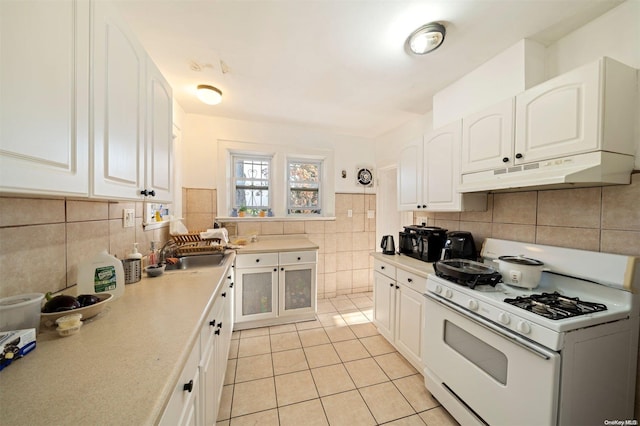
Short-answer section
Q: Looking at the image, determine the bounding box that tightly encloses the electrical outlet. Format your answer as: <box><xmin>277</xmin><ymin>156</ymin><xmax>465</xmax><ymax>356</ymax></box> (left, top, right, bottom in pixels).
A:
<box><xmin>367</xmin><ymin>210</ymin><xmax>375</xmax><ymax>219</ymax></box>
<box><xmin>347</xmin><ymin>209</ymin><xmax>353</xmax><ymax>218</ymax></box>
<box><xmin>123</xmin><ymin>209</ymin><xmax>135</xmax><ymax>228</ymax></box>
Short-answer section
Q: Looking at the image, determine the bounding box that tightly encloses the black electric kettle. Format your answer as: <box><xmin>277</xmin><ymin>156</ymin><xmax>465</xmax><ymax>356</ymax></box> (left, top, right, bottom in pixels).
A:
<box><xmin>380</xmin><ymin>235</ymin><xmax>396</xmax><ymax>255</ymax></box>
<box><xmin>441</xmin><ymin>231</ymin><xmax>477</xmax><ymax>261</ymax></box>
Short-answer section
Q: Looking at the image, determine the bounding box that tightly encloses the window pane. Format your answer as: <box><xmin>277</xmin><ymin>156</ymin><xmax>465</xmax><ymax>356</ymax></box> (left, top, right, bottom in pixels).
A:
<box><xmin>288</xmin><ymin>159</ymin><xmax>321</xmax><ymax>215</ymax></box>
<box><xmin>232</xmin><ymin>156</ymin><xmax>271</xmax><ymax>211</ymax></box>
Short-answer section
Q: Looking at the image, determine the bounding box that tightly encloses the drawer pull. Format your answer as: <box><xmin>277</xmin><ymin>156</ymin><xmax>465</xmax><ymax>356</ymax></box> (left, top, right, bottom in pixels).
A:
<box><xmin>389</xmin><ymin>283</ymin><xmax>394</xmax><ymax>287</ymax></box>
<box><xmin>214</xmin><ymin>329</ymin><xmax>221</xmax><ymax>335</ymax></box>
<box><xmin>255</xmin><ymin>258</ymin><xmax>260</xmax><ymax>263</ymax></box>
<box><xmin>297</xmin><ymin>256</ymin><xmax>301</xmax><ymax>261</ymax></box>
<box><xmin>222</xmin><ymin>292</ymin><xmax>227</xmax><ymax>298</ymax></box>
<box><xmin>217</xmin><ymin>322</ymin><xmax>223</xmax><ymax>329</ymax></box>
<box><xmin>407</xmin><ymin>278</ymin><xmax>413</xmax><ymax>283</ymax></box>
<box><xmin>381</xmin><ymin>266</ymin><xmax>385</xmax><ymax>270</ymax></box>
<box><xmin>395</xmin><ymin>285</ymin><xmax>399</xmax><ymax>289</ymax></box>
<box><xmin>209</xmin><ymin>320</ymin><xmax>216</xmax><ymax>327</ymax></box>
<box><xmin>274</xmin><ymin>268</ymin><xmax>277</xmax><ymax>272</ymax></box>
<box><xmin>230</xmin><ymin>282</ymin><xmax>234</xmax><ymax>288</ymax></box>
<box><xmin>183</xmin><ymin>380</ymin><xmax>193</xmax><ymax>393</ymax></box>
<box><xmin>281</xmin><ymin>267</ymin><xmax>284</xmax><ymax>271</ymax></box>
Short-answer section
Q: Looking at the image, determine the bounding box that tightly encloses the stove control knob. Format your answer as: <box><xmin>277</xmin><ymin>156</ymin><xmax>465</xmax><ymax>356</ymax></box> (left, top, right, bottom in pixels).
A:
<box><xmin>516</xmin><ymin>320</ymin><xmax>531</xmax><ymax>334</ymax></box>
<box><xmin>444</xmin><ymin>289</ymin><xmax>453</xmax><ymax>299</ymax></box>
<box><xmin>467</xmin><ymin>299</ymin><xmax>479</xmax><ymax>311</ymax></box>
<box><xmin>498</xmin><ymin>312</ymin><xmax>511</xmax><ymax>325</ymax></box>
<box><xmin>434</xmin><ymin>285</ymin><xmax>443</xmax><ymax>294</ymax></box>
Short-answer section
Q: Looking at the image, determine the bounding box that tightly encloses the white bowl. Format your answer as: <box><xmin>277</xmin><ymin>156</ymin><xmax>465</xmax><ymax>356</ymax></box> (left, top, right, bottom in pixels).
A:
<box><xmin>41</xmin><ymin>293</ymin><xmax>113</xmax><ymax>328</ymax></box>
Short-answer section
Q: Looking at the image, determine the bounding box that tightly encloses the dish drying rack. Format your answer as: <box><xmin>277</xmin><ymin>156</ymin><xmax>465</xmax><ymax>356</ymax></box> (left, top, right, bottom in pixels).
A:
<box><xmin>172</xmin><ymin>232</ymin><xmax>223</xmax><ymax>255</ymax></box>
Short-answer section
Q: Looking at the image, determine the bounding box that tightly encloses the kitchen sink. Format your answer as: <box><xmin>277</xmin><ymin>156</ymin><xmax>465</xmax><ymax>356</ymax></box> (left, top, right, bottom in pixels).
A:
<box><xmin>164</xmin><ymin>253</ymin><xmax>227</xmax><ymax>270</ymax></box>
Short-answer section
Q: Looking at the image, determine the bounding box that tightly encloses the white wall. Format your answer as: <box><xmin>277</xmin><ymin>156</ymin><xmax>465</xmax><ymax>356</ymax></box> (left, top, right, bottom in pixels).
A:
<box><xmin>181</xmin><ymin>114</ymin><xmax>376</xmax><ymax>193</ymax></box>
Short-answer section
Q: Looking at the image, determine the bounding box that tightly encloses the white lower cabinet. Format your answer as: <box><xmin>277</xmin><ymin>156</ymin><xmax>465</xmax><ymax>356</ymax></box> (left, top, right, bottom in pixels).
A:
<box><xmin>159</xmin><ymin>340</ymin><xmax>201</xmax><ymax>426</ymax></box>
<box><xmin>235</xmin><ymin>251</ymin><xmax>317</xmax><ymax>328</ymax></box>
<box><xmin>373</xmin><ymin>259</ymin><xmax>426</xmax><ymax>371</ymax></box>
<box><xmin>160</xmin><ymin>263</ymin><xmax>234</xmax><ymax>426</ymax></box>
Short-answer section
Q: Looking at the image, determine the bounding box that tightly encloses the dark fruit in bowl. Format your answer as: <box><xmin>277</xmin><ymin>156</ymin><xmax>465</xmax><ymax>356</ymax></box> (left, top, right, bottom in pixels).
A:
<box><xmin>42</xmin><ymin>295</ymin><xmax>81</xmax><ymax>313</ymax></box>
<box><xmin>77</xmin><ymin>294</ymin><xmax>100</xmax><ymax>307</ymax></box>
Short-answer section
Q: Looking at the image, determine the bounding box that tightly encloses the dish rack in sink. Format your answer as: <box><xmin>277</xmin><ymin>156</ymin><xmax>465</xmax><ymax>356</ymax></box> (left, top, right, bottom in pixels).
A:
<box><xmin>172</xmin><ymin>232</ymin><xmax>223</xmax><ymax>256</ymax></box>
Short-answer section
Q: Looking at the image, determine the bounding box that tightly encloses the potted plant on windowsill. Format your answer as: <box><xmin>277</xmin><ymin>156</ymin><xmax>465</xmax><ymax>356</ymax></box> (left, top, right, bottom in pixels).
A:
<box><xmin>238</xmin><ymin>206</ymin><xmax>247</xmax><ymax>217</ymax></box>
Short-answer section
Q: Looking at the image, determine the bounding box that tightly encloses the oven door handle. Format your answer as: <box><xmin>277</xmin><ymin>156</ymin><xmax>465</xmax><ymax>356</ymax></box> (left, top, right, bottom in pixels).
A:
<box><xmin>425</xmin><ymin>292</ymin><xmax>553</xmax><ymax>361</ymax></box>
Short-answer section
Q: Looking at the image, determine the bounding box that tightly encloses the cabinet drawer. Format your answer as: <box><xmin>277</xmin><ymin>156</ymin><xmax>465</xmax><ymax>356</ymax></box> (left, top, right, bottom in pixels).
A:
<box><xmin>397</xmin><ymin>269</ymin><xmax>427</xmax><ymax>294</ymax></box>
<box><xmin>374</xmin><ymin>259</ymin><xmax>396</xmax><ymax>280</ymax></box>
<box><xmin>235</xmin><ymin>252</ymin><xmax>278</xmax><ymax>268</ymax></box>
<box><xmin>279</xmin><ymin>250</ymin><xmax>317</xmax><ymax>265</ymax></box>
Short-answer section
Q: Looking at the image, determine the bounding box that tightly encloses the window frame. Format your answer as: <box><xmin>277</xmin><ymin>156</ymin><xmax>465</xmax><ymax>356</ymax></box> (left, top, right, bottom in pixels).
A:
<box><xmin>231</xmin><ymin>154</ymin><xmax>272</xmax><ymax>213</ymax></box>
<box><xmin>286</xmin><ymin>158</ymin><xmax>323</xmax><ymax>216</ymax></box>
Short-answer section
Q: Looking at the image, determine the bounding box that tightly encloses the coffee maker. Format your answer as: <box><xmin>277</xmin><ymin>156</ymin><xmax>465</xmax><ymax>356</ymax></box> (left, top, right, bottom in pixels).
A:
<box><xmin>441</xmin><ymin>231</ymin><xmax>477</xmax><ymax>261</ymax></box>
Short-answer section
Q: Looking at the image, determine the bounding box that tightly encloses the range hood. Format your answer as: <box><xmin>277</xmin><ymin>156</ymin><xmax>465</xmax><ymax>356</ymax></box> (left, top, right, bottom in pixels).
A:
<box><xmin>458</xmin><ymin>151</ymin><xmax>635</xmax><ymax>193</ymax></box>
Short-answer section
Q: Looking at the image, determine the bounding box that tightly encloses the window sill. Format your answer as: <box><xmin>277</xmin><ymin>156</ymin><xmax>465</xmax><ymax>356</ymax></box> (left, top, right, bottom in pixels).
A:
<box><xmin>216</xmin><ymin>216</ymin><xmax>336</xmax><ymax>222</ymax></box>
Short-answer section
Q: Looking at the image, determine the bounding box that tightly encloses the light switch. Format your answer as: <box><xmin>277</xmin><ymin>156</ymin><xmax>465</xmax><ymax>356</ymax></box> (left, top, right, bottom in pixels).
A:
<box><xmin>123</xmin><ymin>209</ymin><xmax>135</xmax><ymax>228</ymax></box>
<box><xmin>347</xmin><ymin>209</ymin><xmax>353</xmax><ymax>217</ymax></box>
<box><xmin>367</xmin><ymin>210</ymin><xmax>375</xmax><ymax>219</ymax></box>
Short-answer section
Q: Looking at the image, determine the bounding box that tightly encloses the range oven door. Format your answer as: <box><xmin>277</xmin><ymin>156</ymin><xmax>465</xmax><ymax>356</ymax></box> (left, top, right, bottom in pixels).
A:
<box><xmin>424</xmin><ymin>293</ymin><xmax>561</xmax><ymax>426</ymax></box>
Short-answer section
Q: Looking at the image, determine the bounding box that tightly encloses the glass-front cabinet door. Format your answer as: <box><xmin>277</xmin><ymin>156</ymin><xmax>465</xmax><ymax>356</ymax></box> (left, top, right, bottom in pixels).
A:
<box><xmin>279</xmin><ymin>263</ymin><xmax>316</xmax><ymax>316</ymax></box>
<box><xmin>235</xmin><ymin>266</ymin><xmax>278</xmax><ymax>322</ymax></box>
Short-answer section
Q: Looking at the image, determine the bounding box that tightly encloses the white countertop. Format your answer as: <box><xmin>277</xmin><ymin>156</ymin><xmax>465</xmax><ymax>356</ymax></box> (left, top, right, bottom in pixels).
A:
<box><xmin>235</xmin><ymin>236</ymin><xmax>319</xmax><ymax>254</ymax></box>
<box><xmin>370</xmin><ymin>252</ymin><xmax>436</xmax><ymax>278</ymax></box>
<box><xmin>0</xmin><ymin>252</ymin><xmax>235</xmax><ymax>426</ymax></box>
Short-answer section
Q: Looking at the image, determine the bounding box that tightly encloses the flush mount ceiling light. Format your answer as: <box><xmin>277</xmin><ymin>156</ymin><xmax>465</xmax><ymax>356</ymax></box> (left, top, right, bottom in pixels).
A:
<box><xmin>406</xmin><ymin>22</ymin><xmax>446</xmax><ymax>55</ymax></box>
<box><xmin>196</xmin><ymin>84</ymin><xmax>222</xmax><ymax>105</ymax></box>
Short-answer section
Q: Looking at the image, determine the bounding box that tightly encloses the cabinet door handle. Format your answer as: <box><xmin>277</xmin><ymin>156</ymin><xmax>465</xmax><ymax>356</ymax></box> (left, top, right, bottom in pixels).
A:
<box><xmin>221</xmin><ymin>292</ymin><xmax>226</xmax><ymax>298</ymax></box>
<box><xmin>407</xmin><ymin>278</ymin><xmax>413</xmax><ymax>283</ymax></box>
<box><xmin>273</xmin><ymin>268</ymin><xmax>277</xmax><ymax>272</ymax></box>
<box><xmin>423</xmin><ymin>204</ymin><xmax>427</xmax><ymax>208</ymax></box>
<box><xmin>381</xmin><ymin>266</ymin><xmax>385</xmax><ymax>270</ymax></box>
<box><xmin>255</xmin><ymin>258</ymin><xmax>260</xmax><ymax>263</ymax></box>
<box><xmin>395</xmin><ymin>285</ymin><xmax>400</xmax><ymax>289</ymax></box>
<box><xmin>214</xmin><ymin>329</ymin><xmax>221</xmax><ymax>335</ymax></box>
<box><xmin>502</xmin><ymin>157</ymin><xmax>509</xmax><ymax>163</ymax></box>
<box><xmin>230</xmin><ymin>282</ymin><xmax>234</xmax><ymax>288</ymax></box>
<box><xmin>140</xmin><ymin>189</ymin><xmax>156</xmax><ymax>197</ymax></box>
<box><xmin>515</xmin><ymin>153</ymin><xmax>523</xmax><ymax>159</ymax></box>
<box><xmin>389</xmin><ymin>283</ymin><xmax>394</xmax><ymax>287</ymax></box>
<box><xmin>209</xmin><ymin>320</ymin><xmax>216</xmax><ymax>327</ymax></box>
<box><xmin>217</xmin><ymin>322</ymin><xmax>223</xmax><ymax>329</ymax></box>
<box><xmin>297</xmin><ymin>256</ymin><xmax>301</xmax><ymax>261</ymax></box>
<box><xmin>227</xmin><ymin>275</ymin><xmax>232</xmax><ymax>279</ymax></box>
<box><xmin>183</xmin><ymin>380</ymin><xmax>194</xmax><ymax>393</ymax></box>
<box><xmin>281</xmin><ymin>267</ymin><xmax>284</xmax><ymax>271</ymax></box>
<box><xmin>416</xmin><ymin>205</ymin><xmax>421</xmax><ymax>209</ymax></box>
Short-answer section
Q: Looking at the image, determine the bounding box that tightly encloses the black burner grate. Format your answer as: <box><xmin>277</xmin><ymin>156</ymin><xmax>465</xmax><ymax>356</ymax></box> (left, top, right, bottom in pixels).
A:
<box><xmin>504</xmin><ymin>292</ymin><xmax>607</xmax><ymax>320</ymax></box>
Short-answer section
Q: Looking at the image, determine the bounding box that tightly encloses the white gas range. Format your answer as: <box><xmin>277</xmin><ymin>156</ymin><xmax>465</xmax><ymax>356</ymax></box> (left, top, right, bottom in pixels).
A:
<box><xmin>423</xmin><ymin>238</ymin><xmax>640</xmax><ymax>426</ymax></box>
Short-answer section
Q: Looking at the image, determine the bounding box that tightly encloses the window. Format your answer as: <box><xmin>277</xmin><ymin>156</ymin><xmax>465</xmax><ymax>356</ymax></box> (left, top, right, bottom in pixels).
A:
<box><xmin>232</xmin><ymin>155</ymin><xmax>271</xmax><ymax>213</ymax></box>
<box><xmin>287</xmin><ymin>159</ymin><xmax>322</xmax><ymax>215</ymax></box>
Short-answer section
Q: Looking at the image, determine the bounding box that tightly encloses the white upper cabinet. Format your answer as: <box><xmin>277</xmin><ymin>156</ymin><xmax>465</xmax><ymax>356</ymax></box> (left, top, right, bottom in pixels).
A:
<box><xmin>0</xmin><ymin>0</ymin><xmax>90</xmax><ymax>196</ymax></box>
<box><xmin>92</xmin><ymin>1</ymin><xmax>146</xmax><ymax>200</ymax></box>
<box><xmin>423</xmin><ymin>121</ymin><xmax>462</xmax><ymax>211</ymax></box>
<box><xmin>515</xmin><ymin>57</ymin><xmax>637</xmax><ymax>164</ymax></box>
<box><xmin>146</xmin><ymin>60</ymin><xmax>173</xmax><ymax>202</ymax></box>
<box><xmin>461</xmin><ymin>98</ymin><xmax>515</xmax><ymax>173</ymax></box>
<box><xmin>398</xmin><ymin>123</ymin><xmax>486</xmax><ymax>212</ymax></box>
<box><xmin>398</xmin><ymin>140</ymin><xmax>422</xmax><ymax>211</ymax></box>
<box><xmin>91</xmin><ymin>2</ymin><xmax>173</xmax><ymax>202</ymax></box>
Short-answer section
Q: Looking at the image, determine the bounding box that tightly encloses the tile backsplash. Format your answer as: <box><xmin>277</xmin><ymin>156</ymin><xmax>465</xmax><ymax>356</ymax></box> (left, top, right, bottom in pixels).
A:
<box><xmin>0</xmin><ymin>198</ymin><xmax>169</xmax><ymax>298</ymax></box>
<box><xmin>1</xmin><ymin>173</ymin><xmax>638</xmax><ymax>299</ymax></box>
<box><xmin>415</xmin><ymin>172</ymin><xmax>640</xmax><ymax>257</ymax></box>
<box><xmin>182</xmin><ymin>189</ymin><xmax>377</xmax><ymax>299</ymax></box>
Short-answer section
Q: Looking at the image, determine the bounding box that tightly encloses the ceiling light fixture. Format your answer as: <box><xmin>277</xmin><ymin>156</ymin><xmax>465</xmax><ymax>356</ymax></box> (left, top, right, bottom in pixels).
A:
<box><xmin>406</xmin><ymin>22</ymin><xmax>446</xmax><ymax>55</ymax></box>
<box><xmin>196</xmin><ymin>84</ymin><xmax>222</xmax><ymax>105</ymax></box>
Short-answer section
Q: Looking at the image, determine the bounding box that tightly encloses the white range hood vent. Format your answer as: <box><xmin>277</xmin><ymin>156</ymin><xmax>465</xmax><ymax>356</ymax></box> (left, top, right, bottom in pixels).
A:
<box><xmin>458</xmin><ymin>151</ymin><xmax>635</xmax><ymax>193</ymax></box>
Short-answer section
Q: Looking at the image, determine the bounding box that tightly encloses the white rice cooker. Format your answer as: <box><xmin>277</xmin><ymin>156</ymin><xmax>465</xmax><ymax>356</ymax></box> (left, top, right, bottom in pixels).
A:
<box><xmin>497</xmin><ymin>255</ymin><xmax>545</xmax><ymax>289</ymax></box>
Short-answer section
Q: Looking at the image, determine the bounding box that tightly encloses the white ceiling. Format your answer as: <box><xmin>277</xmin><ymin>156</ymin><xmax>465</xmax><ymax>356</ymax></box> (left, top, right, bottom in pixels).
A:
<box><xmin>114</xmin><ymin>0</ymin><xmax>622</xmax><ymax>138</ymax></box>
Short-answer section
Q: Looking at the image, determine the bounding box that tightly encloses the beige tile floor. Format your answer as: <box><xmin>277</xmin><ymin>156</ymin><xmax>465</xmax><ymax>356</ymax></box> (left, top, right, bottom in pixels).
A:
<box><xmin>217</xmin><ymin>292</ymin><xmax>459</xmax><ymax>425</ymax></box>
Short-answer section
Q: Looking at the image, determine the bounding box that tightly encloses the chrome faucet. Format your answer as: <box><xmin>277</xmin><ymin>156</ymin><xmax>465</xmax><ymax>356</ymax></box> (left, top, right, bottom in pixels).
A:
<box><xmin>158</xmin><ymin>239</ymin><xmax>179</xmax><ymax>264</ymax></box>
